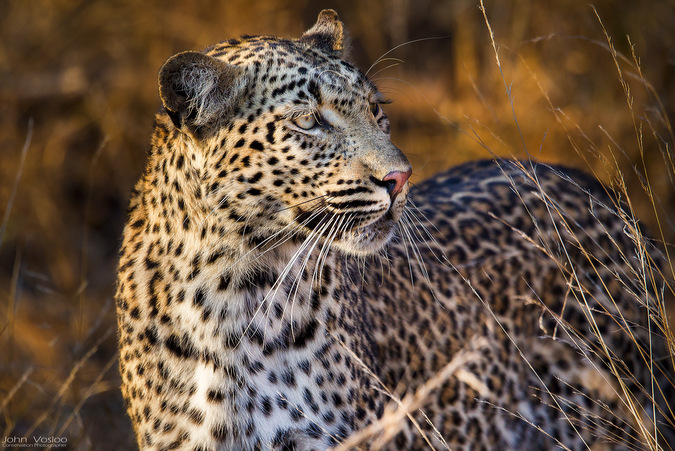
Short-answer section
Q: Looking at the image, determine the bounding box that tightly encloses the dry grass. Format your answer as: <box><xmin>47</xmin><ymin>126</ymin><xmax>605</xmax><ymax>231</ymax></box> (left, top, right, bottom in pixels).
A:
<box><xmin>1</xmin><ymin>1</ymin><xmax>673</xmax><ymax>449</ymax></box>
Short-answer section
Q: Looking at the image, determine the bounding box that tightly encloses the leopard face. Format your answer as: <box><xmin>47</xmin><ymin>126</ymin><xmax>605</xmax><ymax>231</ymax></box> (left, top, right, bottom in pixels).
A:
<box><xmin>158</xmin><ymin>10</ymin><xmax>411</xmax><ymax>259</ymax></box>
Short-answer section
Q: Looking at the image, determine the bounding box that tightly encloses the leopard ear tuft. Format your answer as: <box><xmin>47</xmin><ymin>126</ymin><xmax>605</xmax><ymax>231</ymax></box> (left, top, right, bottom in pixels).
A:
<box><xmin>158</xmin><ymin>51</ymin><xmax>246</xmax><ymax>137</ymax></box>
<box><xmin>299</xmin><ymin>9</ymin><xmax>348</xmax><ymax>57</ymax></box>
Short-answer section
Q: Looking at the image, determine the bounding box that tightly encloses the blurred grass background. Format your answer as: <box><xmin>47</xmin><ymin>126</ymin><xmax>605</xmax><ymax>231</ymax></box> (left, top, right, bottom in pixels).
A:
<box><xmin>0</xmin><ymin>1</ymin><xmax>673</xmax><ymax>449</ymax></box>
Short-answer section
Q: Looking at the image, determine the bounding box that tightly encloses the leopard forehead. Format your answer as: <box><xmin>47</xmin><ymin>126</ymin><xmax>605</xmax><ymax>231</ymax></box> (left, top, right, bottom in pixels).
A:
<box><xmin>205</xmin><ymin>37</ymin><xmax>380</xmax><ymax>111</ymax></box>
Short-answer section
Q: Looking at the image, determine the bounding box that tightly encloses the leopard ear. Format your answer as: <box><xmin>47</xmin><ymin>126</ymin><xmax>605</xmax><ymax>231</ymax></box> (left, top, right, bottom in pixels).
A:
<box><xmin>299</xmin><ymin>9</ymin><xmax>347</xmax><ymax>57</ymax></box>
<box><xmin>159</xmin><ymin>51</ymin><xmax>246</xmax><ymax>136</ymax></box>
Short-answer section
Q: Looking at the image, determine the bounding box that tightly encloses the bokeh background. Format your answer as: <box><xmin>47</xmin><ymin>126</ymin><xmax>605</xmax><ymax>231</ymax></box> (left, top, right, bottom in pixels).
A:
<box><xmin>1</xmin><ymin>1</ymin><xmax>673</xmax><ymax>449</ymax></box>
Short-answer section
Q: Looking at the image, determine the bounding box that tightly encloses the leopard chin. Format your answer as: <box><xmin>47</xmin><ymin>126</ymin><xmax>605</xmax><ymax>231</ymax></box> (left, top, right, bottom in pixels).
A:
<box><xmin>336</xmin><ymin>205</ymin><xmax>403</xmax><ymax>257</ymax></box>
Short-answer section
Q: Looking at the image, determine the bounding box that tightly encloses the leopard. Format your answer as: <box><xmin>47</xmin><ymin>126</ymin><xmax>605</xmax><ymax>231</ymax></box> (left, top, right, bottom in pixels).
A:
<box><xmin>115</xmin><ymin>10</ymin><xmax>674</xmax><ymax>451</ymax></box>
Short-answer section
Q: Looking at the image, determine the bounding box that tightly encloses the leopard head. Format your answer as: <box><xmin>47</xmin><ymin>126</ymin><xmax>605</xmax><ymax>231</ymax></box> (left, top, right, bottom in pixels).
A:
<box><xmin>155</xmin><ymin>10</ymin><xmax>411</xmax><ymax>258</ymax></box>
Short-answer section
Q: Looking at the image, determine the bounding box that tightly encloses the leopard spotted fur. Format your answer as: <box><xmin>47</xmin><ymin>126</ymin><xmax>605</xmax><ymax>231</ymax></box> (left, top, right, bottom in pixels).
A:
<box><xmin>116</xmin><ymin>10</ymin><xmax>674</xmax><ymax>450</ymax></box>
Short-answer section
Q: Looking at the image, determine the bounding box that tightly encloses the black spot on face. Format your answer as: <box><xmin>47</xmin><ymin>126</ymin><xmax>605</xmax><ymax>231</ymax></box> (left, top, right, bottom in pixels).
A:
<box><xmin>165</xmin><ymin>333</ymin><xmax>197</xmax><ymax>359</ymax></box>
<box><xmin>193</xmin><ymin>286</ymin><xmax>206</xmax><ymax>307</ymax></box>
<box><xmin>249</xmin><ymin>172</ymin><xmax>263</xmax><ymax>184</ymax></box>
<box><xmin>266</xmin><ymin>122</ymin><xmax>276</xmax><ymax>144</ymax></box>
<box><xmin>307</xmin><ymin>79</ymin><xmax>322</xmax><ymax>103</ymax></box>
<box><xmin>207</xmin><ymin>389</ymin><xmax>225</xmax><ymax>403</ymax></box>
<box><xmin>188</xmin><ymin>408</ymin><xmax>205</xmax><ymax>425</ymax></box>
<box><xmin>144</xmin><ymin>325</ymin><xmax>158</xmax><ymax>345</ymax></box>
<box><xmin>130</xmin><ymin>306</ymin><xmax>141</xmax><ymax>319</ymax></box>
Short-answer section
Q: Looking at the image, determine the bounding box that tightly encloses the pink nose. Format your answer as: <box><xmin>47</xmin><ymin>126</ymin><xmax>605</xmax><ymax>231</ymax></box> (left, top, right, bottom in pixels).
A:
<box><xmin>382</xmin><ymin>169</ymin><xmax>412</xmax><ymax>199</ymax></box>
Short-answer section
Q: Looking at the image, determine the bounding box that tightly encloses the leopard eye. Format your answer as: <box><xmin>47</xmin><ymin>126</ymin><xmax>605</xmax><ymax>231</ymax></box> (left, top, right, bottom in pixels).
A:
<box><xmin>370</xmin><ymin>103</ymin><xmax>381</xmax><ymax>117</ymax></box>
<box><xmin>293</xmin><ymin>114</ymin><xmax>317</xmax><ymax>130</ymax></box>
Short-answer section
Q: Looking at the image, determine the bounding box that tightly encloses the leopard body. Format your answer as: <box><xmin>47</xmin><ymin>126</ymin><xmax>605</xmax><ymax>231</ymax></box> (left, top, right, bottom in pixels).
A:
<box><xmin>116</xmin><ymin>10</ymin><xmax>673</xmax><ymax>450</ymax></box>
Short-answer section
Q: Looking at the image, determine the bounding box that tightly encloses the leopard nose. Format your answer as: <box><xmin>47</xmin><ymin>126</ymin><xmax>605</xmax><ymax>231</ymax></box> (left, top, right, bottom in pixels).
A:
<box><xmin>382</xmin><ymin>169</ymin><xmax>412</xmax><ymax>199</ymax></box>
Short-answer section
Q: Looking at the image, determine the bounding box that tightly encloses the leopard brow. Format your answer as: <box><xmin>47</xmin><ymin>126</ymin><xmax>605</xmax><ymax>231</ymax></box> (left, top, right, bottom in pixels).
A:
<box><xmin>281</xmin><ymin>102</ymin><xmax>316</xmax><ymax>120</ymax></box>
<box><xmin>313</xmin><ymin>69</ymin><xmax>363</xmax><ymax>98</ymax></box>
